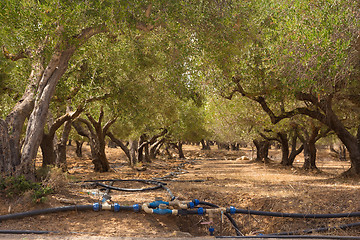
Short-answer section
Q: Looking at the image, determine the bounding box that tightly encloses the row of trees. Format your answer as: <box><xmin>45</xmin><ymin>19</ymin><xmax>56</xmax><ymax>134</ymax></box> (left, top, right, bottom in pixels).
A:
<box><xmin>0</xmin><ymin>0</ymin><xmax>359</xmax><ymax>178</ymax></box>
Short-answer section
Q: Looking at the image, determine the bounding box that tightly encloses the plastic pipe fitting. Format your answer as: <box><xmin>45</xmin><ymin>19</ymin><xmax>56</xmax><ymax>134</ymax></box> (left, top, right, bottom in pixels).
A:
<box><xmin>133</xmin><ymin>204</ymin><xmax>140</xmax><ymax>212</ymax></box>
<box><xmin>93</xmin><ymin>203</ymin><xmax>100</xmax><ymax>212</ymax></box>
<box><xmin>198</xmin><ymin>207</ymin><xmax>204</xmax><ymax>215</ymax></box>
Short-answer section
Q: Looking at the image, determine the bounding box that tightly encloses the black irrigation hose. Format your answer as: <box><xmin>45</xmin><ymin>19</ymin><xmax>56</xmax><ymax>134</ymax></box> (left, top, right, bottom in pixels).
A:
<box><xmin>232</xmin><ymin>208</ymin><xmax>360</xmax><ymax>218</ymax></box>
<box><xmin>0</xmin><ymin>205</ymin><xmax>93</xmax><ymax>221</ymax></box>
<box><xmin>0</xmin><ymin>230</ymin><xmax>57</xmax><ymax>234</ymax></box>
<box><xmin>159</xmin><ymin>184</ymin><xmax>176</xmax><ymax>201</ymax></box>
<box><xmin>199</xmin><ymin>201</ymin><xmax>243</xmax><ymax>236</ymax></box>
<box><xmin>82</xmin><ymin>179</ymin><xmax>176</xmax><ymax>200</ymax></box>
<box><xmin>273</xmin><ymin>221</ymin><xmax>360</xmax><ymax>235</ymax></box>
<box><xmin>95</xmin><ymin>182</ymin><xmax>163</xmax><ymax>192</ymax></box>
<box><xmin>80</xmin><ymin>179</ymin><xmax>168</xmax><ymax>185</ymax></box>
<box><xmin>216</xmin><ymin>235</ymin><xmax>360</xmax><ymax>239</ymax></box>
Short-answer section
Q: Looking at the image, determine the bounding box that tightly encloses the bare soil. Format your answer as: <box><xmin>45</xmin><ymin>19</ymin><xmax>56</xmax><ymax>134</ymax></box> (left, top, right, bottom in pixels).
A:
<box><xmin>0</xmin><ymin>144</ymin><xmax>359</xmax><ymax>238</ymax></box>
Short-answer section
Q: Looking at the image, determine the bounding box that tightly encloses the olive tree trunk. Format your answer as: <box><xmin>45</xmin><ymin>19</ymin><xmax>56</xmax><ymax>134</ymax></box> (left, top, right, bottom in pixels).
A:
<box><xmin>0</xmin><ymin>27</ymin><xmax>106</xmax><ymax>179</ymax></box>
<box><xmin>253</xmin><ymin>139</ymin><xmax>270</xmax><ymax>163</ymax></box>
<box><xmin>72</xmin><ymin>109</ymin><xmax>116</xmax><ymax>172</ymax></box>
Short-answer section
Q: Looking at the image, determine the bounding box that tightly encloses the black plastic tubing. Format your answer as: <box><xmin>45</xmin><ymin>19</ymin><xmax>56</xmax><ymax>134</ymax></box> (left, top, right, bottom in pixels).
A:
<box><xmin>273</xmin><ymin>221</ymin><xmax>360</xmax><ymax>235</ymax></box>
<box><xmin>231</xmin><ymin>208</ymin><xmax>360</xmax><ymax>218</ymax></box>
<box><xmin>0</xmin><ymin>230</ymin><xmax>56</xmax><ymax>234</ymax></box>
<box><xmin>217</xmin><ymin>235</ymin><xmax>360</xmax><ymax>239</ymax></box>
<box><xmin>199</xmin><ymin>201</ymin><xmax>243</xmax><ymax>236</ymax></box>
<box><xmin>0</xmin><ymin>205</ymin><xmax>93</xmax><ymax>221</ymax></box>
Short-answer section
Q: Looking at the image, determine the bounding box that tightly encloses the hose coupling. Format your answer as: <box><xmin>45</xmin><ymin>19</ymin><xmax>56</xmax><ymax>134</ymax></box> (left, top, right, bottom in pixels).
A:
<box><xmin>142</xmin><ymin>203</ymin><xmax>178</xmax><ymax>215</ymax></box>
<box><xmin>93</xmin><ymin>203</ymin><xmax>100</xmax><ymax>211</ymax></box>
<box><xmin>133</xmin><ymin>204</ymin><xmax>140</xmax><ymax>212</ymax></box>
<box><xmin>209</xmin><ymin>226</ymin><xmax>215</xmax><ymax>236</ymax></box>
<box><xmin>197</xmin><ymin>207</ymin><xmax>204</xmax><ymax>215</ymax></box>
<box><xmin>149</xmin><ymin>200</ymin><xmax>169</xmax><ymax>208</ymax></box>
<box><xmin>228</xmin><ymin>206</ymin><xmax>236</xmax><ymax>214</ymax></box>
<box><xmin>113</xmin><ymin>203</ymin><xmax>121</xmax><ymax>212</ymax></box>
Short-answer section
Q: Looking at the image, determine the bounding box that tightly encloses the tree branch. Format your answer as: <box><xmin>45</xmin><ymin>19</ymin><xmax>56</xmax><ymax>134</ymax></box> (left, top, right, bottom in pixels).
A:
<box><xmin>2</xmin><ymin>46</ymin><xmax>31</xmax><ymax>61</ymax></box>
<box><xmin>72</xmin><ymin>120</ymin><xmax>90</xmax><ymax>139</ymax></box>
<box><xmin>106</xmin><ymin>131</ymin><xmax>131</xmax><ymax>160</ymax></box>
<box><xmin>75</xmin><ymin>25</ymin><xmax>108</xmax><ymax>46</ymax></box>
<box><xmin>103</xmin><ymin>118</ymin><xmax>117</xmax><ymax>134</ymax></box>
<box><xmin>77</xmin><ymin>118</ymin><xmax>95</xmax><ymax>136</ymax></box>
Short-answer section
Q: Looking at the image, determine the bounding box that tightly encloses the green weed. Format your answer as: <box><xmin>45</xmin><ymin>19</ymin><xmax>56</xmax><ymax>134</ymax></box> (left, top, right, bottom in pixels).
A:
<box><xmin>0</xmin><ymin>175</ymin><xmax>53</xmax><ymax>203</ymax></box>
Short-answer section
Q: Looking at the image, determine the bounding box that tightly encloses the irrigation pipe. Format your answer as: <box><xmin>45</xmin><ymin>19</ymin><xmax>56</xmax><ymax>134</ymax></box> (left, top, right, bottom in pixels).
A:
<box><xmin>272</xmin><ymin>221</ymin><xmax>360</xmax><ymax>235</ymax></box>
<box><xmin>228</xmin><ymin>207</ymin><xmax>360</xmax><ymax>218</ymax></box>
<box><xmin>199</xmin><ymin>201</ymin><xmax>243</xmax><ymax>236</ymax></box>
<box><xmin>216</xmin><ymin>235</ymin><xmax>360</xmax><ymax>239</ymax></box>
<box><xmin>0</xmin><ymin>205</ymin><xmax>93</xmax><ymax>221</ymax></box>
<box><xmin>82</xmin><ymin>179</ymin><xmax>176</xmax><ymax>200</ymax></box>
<box><xmin>0</xmin><ymin>230</ymin><xmax>56</xmax><ymax>234</ymax></box>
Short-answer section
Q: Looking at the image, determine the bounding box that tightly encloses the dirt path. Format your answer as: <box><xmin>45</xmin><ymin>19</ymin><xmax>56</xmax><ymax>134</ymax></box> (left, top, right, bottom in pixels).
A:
<box><xmin>0</xmin><ymin>145</ymin><xmax>359</xmax><ymax>238</ymax></box>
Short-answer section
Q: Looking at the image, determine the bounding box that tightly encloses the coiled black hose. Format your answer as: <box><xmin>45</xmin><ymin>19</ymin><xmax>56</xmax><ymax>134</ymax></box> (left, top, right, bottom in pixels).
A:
<box><xmin>199</xmin><ymin>201</ymin><xmax>243</xmax><ymax>236</ymax></box>
<box><xmin>89</xmin><ymin>179</ymin><xmax>176</xmax><ymax>200</ymax></box>
<box><xmin>94</xmin><ymin>181</ymin><xmax>163</xmax><ymax>192</ymax></box>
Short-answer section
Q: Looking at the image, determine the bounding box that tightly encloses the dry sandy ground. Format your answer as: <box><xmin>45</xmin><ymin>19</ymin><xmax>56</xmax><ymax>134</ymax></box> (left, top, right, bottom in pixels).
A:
<box><xmin>0</xmin><ymin>145</ymin><xmax>359</xmax><ymax>238</ymax></box>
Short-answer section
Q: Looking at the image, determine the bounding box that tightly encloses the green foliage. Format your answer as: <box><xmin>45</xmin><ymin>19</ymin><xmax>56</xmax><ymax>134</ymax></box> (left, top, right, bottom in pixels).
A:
<box><xmin>0</xmin><ymin>175</ymin><xmax>53</xmax><ymax>203</ymax></box>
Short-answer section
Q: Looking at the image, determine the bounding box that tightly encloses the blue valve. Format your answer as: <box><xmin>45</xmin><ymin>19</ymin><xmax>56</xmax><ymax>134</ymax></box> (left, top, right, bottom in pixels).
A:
<box><xmin>229</xmin><ymin>206</ymin><xmax>236</xmax><ymax>214</ymax></box>
<box><xmin>113</xmin><ymin>203</ymin><xmax>120</xmax><ymax>212</ymax></box>
<box><xmin>153</xmin><ymin>208</ymin><xmax>173</xmax><ymax>215</ymax></box>
<box><xmin>93</xmin><ymin>203</ymin><xmax>100</xmax><ymax>212</ymax></box>
<box><xmin>209</xmin><ymin>227</ymin><xmax>215</xmax><ymax>236</ymax></box>
<box><xmin>149</xmin><ymin>200</ymin><xmax>169</xmax><ymax>208</ymax></box>
<box><xmin>197</xmin><ymin>207</ymin><xmax>204</xmax><ymax>215</ymax></box>
<box><xmin>193</xmin><ymin>199</ymin><xmax>200</xmax><ymax>206</ymax></box>
<box><xmin>133</xmin><ymin>204</ymin><xmax>140</xmax><ymax>212</ymax></box>
<box><xmin>188</xmin><ymin>202</ymin><xmax>195</xmax><ymax>209</ymax></box>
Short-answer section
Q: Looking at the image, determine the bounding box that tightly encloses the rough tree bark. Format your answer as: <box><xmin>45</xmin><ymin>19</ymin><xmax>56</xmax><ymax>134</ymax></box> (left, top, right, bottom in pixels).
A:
<box><xmin>1</xmin><ymin>59</ymin><xmax>44</xmax><ymax>174</ymax></box>
<box><xmin>56</xmin><ymin>119</ymin><xmax>72</xmax><ymax>169</ymax></box>
<box><xmin>297</xmin><ymin>126</ymin><xmax>319</xmax><ymax>170</ymax></box>
<box><xmin>72</xmin><ymin>108</ymin><xmax>115</xmax><ymax>172</ymax></box>
<box><xmin>200</xmin><ymin>139</ymin><xmax>211</xmax><ymax>150</ymax></box>
<box><xmin>260</xmin><ymin>130</ymin><xmax>303</xmax><ymax>166</ymax></box>
<box><xmin>0</xmin><ymin>26</ymin><xmax>107</xmax><ymax>178</ymax></box>
<box><xmin>75</xmin><ymin>140</ymin><xmax>84</xmax><ymax>158</ymax></box>
<box><xmin>170</xmin><ymin>141</ymin><xmax>186</xmax><ymax>159</ymax></box>
<box><xmin>148</xmin><ymin>129</ymin><xmax>168</xmax><ymax>160</ymax></box>
<box><xmin>296</xmin><ymin>123</ymin><xmax>330</xmax><ymax>170</ymax></box>
<box><xmin>288</xmin><ymin>132</ymin><xmax>304</xmax><ymax>165</ymax></box>
<box><xmin>128</xmin><ymin>139</ymin><xmax>138</xmax><ymax>166</ymax></box>
<box><xmin>0</xmin><ymin>120</ymin><xmax>12</xmax><ymax>173</ymax></box>
<box><xmin>40</xmin><ymin>106</ymin><xmax>82</xmax><ymax>168</ymax></box>
<box><xmin>106</xmin><ymin>132</ymin><xmax>131</xmax><ymax>163</ymax></box>
<box><xmin>107</xmin><ymin>129</ymin><xmax>167</xmax><ymax>166</ymax></box>
<box><xmin>253</xmin><ymin>139</ymin><xmax>270</xmax><ymax>163</ymax></box>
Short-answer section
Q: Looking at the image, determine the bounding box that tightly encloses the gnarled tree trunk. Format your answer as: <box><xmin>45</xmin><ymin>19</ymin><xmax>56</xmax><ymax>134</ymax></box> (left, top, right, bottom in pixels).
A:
<box><xmin>73</xmin><ymin>109</ymin><xmax>115</xmax><ymax>172</ymax></box>
<box><xmin>200</xmin><ymin>139</ymin><xmax>211</xmax><ymax>150</ymax></box>
<box><xmin>1</xmin><ymin>60</ymin><xmax>44</xmax><ymax>175</ymax></box>
<box><xmin>1</xmin><ymin>26</ymin><xmax>107</xmax><ymax>179</ymax></box>
<box><xmin>253</xmin><ymin>139</ymin><xmax>270</xmax><ymax>163</ymax></box>
<box><xmin>56</xmin><ymin>119</ymin><xmax>72</xmax><ymax>170</ymax></box>
<box><xmin>75</xmin><ymin>140</ymin><xmax>84</xmax><ymax>157</ymax></box>
<box><xmin>40</xmin><ymin>107</ymin><xmax>82</xmax><ymax>168</ymax></box>
<box><xmin>288</xmin><ymin>133</ymin><xmax>304</xmax><ymax>165</ymax></box>
<box><xmin>170</xmin><ymin>141</ymin><xmax>186</xmax><ymax>159</ymax></box>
